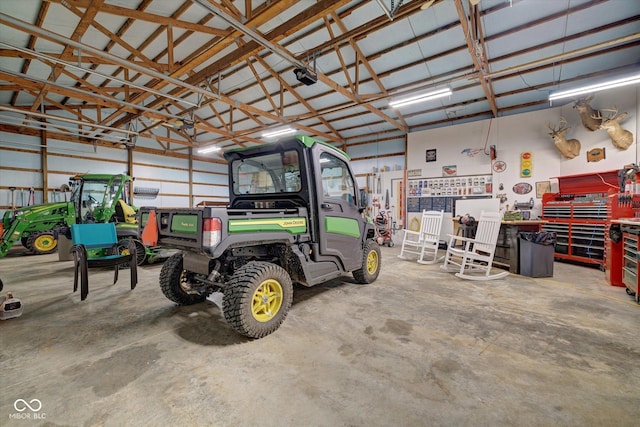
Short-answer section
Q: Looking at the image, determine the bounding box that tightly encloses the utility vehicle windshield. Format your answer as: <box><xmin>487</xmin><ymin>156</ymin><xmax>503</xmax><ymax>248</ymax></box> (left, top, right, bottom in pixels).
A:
<box><xmin>232</xmin><ymin>150</ymin><xmax>301</xmax><ymax>195</ymax></box>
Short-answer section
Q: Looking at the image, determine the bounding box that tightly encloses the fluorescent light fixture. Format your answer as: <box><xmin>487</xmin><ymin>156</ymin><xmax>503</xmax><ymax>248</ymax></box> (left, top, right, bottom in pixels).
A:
<box><xmin>197</xmin><ymin>145</ymin><xmax>221</xmax><ymax>154</ymax></box>
<box><xmin>389</xmin><ymin>88</ymin><xmax>452</xmax><ymax>108</ymax></box>
<box><xmin>548</xmin><ymin>73</ymin><xmax>640</xmax><ymax>101</ymax></box>
<box><xmin>262</xmin><ymin>127</ymin><xmax>296</xmax><ymax>138</ymax></box>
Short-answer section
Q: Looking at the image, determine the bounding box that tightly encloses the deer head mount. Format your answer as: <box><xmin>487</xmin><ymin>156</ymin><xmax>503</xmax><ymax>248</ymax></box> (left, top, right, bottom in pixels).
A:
<box><xmin>548</xmin><ymin>118</ymin><xmax>581</xmax><ymax>159</ymax></box>
<box><xmin>572</xmin><ymin>95</ymin><xmax>601</xmax><ymax>131</ymax></box>
<box><xmin>592</xmin><ymin>107</ymin><xmax>634</xmax><ymax>150</ymax></box>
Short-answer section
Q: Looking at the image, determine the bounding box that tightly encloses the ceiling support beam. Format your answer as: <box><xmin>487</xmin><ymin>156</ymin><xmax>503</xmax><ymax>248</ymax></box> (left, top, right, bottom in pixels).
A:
<box><xmin>192</xmin><ymin>0</ymin><xmax>405</xmax><ymax>133</ymax></box>
<box><xmin>44</xmin><ymin>0</ymin><xmax>228</xmax><ymax>37</ymax></box>
<box><xmin>10</xmin><ymin>1</ymin><xmax>48</xmax><ymax>106</ymax></box>
<box><xmin>98</xmin><ymin>0</ymin><xmax>303</xmax><ymax>137</ymax></box>
<box><xmin>329</xmin><ymin>11</ymin><xmax>409</xmax><ymax>129</ymax></box>
<box><xmin>0</xmin><ymin>13</ymin><xmax>218</xmax><ymax>104</ymax></box>
<box><xmin>249</xmin><ymin>54</ymin><xmax>343</xmax><ymax>140</ymax></box>
<box><xmin>30</xmin><ymin>0</ymin><xmax>105</xmax><ymax>113</ymax></box>
<box><xmin>0</xmin><ymin>42</ymin><xmax>197</xmax><ymax>107</ymax></box>
<box><xmin>454</xmin><ymin>0</ymin><xmax>497</xmax><ymax>117</ymax></box>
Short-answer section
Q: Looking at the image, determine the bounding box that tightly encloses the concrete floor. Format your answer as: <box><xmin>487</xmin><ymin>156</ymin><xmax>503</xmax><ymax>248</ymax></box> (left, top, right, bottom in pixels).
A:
<box><xmin>0</xmin><ymin>240</ymin><xmax>639</xmax><ymax>427</ymax></box>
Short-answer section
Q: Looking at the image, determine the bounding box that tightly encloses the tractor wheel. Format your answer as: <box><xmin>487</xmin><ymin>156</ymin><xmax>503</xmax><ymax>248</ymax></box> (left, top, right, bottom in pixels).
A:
<box><xmin>26</xmin><ymin>231</ymin><xmax>58</xmax><ymax>255</ymax></box>
<box><xmin>117</xmin><ymin>238</ymin><xmax>147</xmax><ymax>266</ymax></box>
<box><xmin>223</xmin><ymin>261</ymin><xmax>293</xmax><ymax>339</ymax></box>
<box><xmin>21</xmin><ymin>237</ymin><xmax>29</xmax><ymax>248</ymax></box>
<box><xmin>159</xmin><ymin>253</ymin><xmax>206</xmax><ymax>305</ymax></box>
<box><xmin>353</xmin><ymin>239</ymin><xmax>381</xmax><ymax>284</ymax></box>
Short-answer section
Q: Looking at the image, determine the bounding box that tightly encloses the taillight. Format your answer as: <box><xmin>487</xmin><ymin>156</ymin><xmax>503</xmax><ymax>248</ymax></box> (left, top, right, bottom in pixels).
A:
<box><xmin>203</xmin><ymin>217</ymin><xmax>222</xmax><ymax>250</ymax></box>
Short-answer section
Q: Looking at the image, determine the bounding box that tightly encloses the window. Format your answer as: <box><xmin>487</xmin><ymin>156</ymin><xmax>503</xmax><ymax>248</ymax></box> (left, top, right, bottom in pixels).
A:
<box><xmin>320</xmin><ymin>152</ymin><xmax>356</xmax><ymax>204</ymax></box>
<box><xmin>232</xmin><ymin>150</ymin><xmax>301</xmax><ymax>194</ymax></box>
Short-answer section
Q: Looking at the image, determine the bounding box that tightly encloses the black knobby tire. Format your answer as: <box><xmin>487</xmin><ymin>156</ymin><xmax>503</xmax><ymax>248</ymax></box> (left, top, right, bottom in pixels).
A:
<box><xmin>159</xmin><ymin>253</ymin><xmax>206</xmax><ymax>305</ymax></box>
<box><xmin>222</xmin><ymin>261</ymin><xmax>293</xmax><ymax>339</ymax></box>
<box><xmin>26</xmin><ymin>231</ymin><xmax>58</xmax><ymax>255</ymax></box>
<box><xmin>21</xmin><ymin>237</ymin><xmax>29</xmax><ymax>248</ymax></box>
<box><xmin>117</xmin><ymin>238</ymin><xmax>147</xmax><ymax>266</ymax></box>
<box><xmin>353</xmin><ymin>239</ymin><xmax>381</xmax><ymax>284</ymax></box>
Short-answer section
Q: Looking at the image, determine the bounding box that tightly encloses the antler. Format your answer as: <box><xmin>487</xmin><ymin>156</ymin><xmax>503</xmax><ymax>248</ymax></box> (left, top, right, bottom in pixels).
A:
<box><xmin>572</xmin><ymin>94</ymin><xmax>593</xmax><ymax>106</ymax></box>
<box><xmin>557</xmin><ymin>117</ymin><xmax>570</xmax><ymax>133</ymax></box>
<box><xmin>600</xmin><ymin>106</ymin><xmax>620</xmax><ymax>119</ymax></box>
<box><xmin>548</xmin><ymin>119</ymin><xmax>569</xmax><ymax>135</ymax></box>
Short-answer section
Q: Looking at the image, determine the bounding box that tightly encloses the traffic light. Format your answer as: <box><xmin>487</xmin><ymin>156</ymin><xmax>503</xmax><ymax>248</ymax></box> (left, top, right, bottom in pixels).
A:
<box><xmin>520</xmin><ymin>151</ymin><xmax>532</xmax><ymax>178</ymax></box>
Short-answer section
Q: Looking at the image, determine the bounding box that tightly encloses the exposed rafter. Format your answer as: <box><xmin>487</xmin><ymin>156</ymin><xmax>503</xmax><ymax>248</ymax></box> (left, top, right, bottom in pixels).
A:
<box><xmin>0</xmin><ymin>0</ymin><xmax>637</xmax><ymax>153</ymax></box>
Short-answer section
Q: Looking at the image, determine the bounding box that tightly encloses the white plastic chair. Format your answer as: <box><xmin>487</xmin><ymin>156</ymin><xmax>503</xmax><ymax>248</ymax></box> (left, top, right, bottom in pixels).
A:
<box><xmin>440</xmin><ymin>211</ymin><xmax>508</xmax><ymax>280</ymax></box>
<box><xmin>397</xmin><ymin>210</ymin><xmax>444</xmax><ymax>264</ymax></box>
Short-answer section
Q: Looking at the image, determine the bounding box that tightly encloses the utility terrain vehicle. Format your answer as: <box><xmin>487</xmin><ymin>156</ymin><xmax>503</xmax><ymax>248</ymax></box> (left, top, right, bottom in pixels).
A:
<box><xmin>143</xmin><ymin>136</ymin><xmax>381</xmax><ymax>338</ymax></box>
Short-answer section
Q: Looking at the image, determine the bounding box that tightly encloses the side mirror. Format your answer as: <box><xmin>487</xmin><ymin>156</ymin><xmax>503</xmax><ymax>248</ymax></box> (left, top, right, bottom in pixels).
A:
<box><xmin>358</xmin><ymin>189</ymin><xmax>368</xmax><ymax>209</ymax></box>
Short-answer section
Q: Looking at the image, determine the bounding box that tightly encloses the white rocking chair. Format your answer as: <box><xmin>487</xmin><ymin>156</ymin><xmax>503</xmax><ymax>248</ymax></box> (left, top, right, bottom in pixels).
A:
<box><xmin>440</xmin><ymin>211</ymin><xmax>509</xmax><ymax>280</ymax></box>
<box><xmin>398</xmin><ymin>210</ymin><xmax>444</xmax><ymax>264</ymax></box>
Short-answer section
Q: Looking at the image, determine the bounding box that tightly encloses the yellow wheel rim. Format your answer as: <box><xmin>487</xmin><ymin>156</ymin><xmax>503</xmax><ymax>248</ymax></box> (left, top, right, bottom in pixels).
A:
<box><xmin>179</xmin><ymin>270</ymin><xmax>197</xmax><ymax>294</ymax></box>
<box><xmin>34</xmin><ymin>235</ymin><xmax>57</xmax><ymax>252</ymax></box>
<box><xmin>251</xmin><ymin>279</ymin><xmax>283</xmax><ymax>323</ymax></box>
<box><xmin>366</xmin><ymin>250</ymin><xmax>378</xmax><ymax>275</ymax></box>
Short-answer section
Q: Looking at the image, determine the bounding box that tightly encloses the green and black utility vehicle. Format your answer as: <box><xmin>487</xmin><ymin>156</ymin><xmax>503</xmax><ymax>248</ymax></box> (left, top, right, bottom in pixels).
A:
<box><xmin>143</xmin><ymin>135</ymin><xmax>381</xmax><ymax>338</ymax></box>
<box><xmin>0</xmin><ymin>174</ymin><xmax>164</xmax><ymax>265</ymax></box>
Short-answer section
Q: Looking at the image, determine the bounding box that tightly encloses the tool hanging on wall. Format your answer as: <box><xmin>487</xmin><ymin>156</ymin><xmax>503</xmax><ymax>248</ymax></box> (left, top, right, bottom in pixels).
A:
<box><xmin>8</xmin><ymin>187</ymin><xmax>16</xmax><ymax>210</ymax></box>
<box><xmin>513</xmin><ymin>198</ymin><xmax>535</xmax><ymax>210</ymax></box>
<box><xmin>28</xmin><ymin>187</ymin><xmax>35</xmax><ymax>206</ymax></box>
<box><xmin>19</xmin><ymin>188</ymin><xmax>25</xmax><ymax>207</ymax></box>
<box><xmin>60</xmin><ymin>184</ymin><xmax>70</xmax><ymax>202</ymax></box>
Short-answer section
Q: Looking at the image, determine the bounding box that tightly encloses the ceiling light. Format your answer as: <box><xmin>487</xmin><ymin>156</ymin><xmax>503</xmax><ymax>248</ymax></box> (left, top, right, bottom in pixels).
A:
<box><xmin>548</xmin><ymin>73</ymin><xmax>640</xmax><ymax>101</ymax></box>
<box><xmin>197</xmin><ymin>145</ymin><xmax>221</xmax><ymax>154</ymax></box>
<box><xmin>389</xmin><ymin>88</ymin><xmax>452</xmax><ymax>108</ymax></box>
<box><xmin>262</xmin><ymin>127</ymin><xmax>296</xmax><ymax>138</ymax></box>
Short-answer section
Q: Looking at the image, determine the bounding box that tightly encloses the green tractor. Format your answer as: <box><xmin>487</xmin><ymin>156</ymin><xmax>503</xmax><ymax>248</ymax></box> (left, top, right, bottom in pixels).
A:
<box><xmin>0</xmin><ymin>174</ymin><xmax>158</xmax><ymax>265</ymax></box>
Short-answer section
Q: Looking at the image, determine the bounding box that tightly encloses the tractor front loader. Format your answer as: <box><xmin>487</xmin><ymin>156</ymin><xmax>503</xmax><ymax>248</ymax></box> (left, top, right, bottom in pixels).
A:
<box><xmin>0</xmin><ymin>174</ymin><xmax>166</xmax><ymax>264</ymax></box>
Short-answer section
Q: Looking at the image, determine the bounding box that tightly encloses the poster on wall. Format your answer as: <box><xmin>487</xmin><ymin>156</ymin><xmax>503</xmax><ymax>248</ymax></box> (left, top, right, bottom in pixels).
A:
<box><xmin>535</xmin><ymin>181</ymin><xmax>551</xmax><ymax>198</ymax></box>
<box><xmin>442</xmin><ymin>165</ymin><xmax>457</xmax><ymax>177</ymax></box>
<box><xmin>426</xmin><ymin>149</ymin><xmax>437</xmax><ymax>162</ymax></box>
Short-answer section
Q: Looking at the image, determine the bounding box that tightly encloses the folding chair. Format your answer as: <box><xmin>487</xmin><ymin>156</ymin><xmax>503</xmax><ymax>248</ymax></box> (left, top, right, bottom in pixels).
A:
<box><xmin>440</xmin><ymin>211</ymin><xmax>508</xmax><ymax>280</ymax></box>
<box><xmin>71</xmin><ymin>223</ymin><xmax>138</xmax><ymax>300</ymax></box>
<box><xmin>398</xmin><ymin>210</ymin><xmax>445</xmax><ymax>264</ymax></box>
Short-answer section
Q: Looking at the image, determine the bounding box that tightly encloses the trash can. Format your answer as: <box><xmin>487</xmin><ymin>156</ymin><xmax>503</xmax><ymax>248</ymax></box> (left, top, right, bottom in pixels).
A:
<box><xmin>56</xmin><ymin>226</ymin><xmax>73</xmax><ymax>262</ymax></box>
<box><xmin>519</xmin><ymin>231</ymin><xmax>556</xmax><ymax>277</ymax></box>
